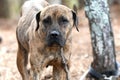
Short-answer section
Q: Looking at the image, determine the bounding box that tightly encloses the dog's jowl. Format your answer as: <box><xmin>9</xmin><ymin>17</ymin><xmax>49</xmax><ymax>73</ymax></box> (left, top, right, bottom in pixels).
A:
<box><xmin>16</xmin><ymin>0</ymin><xmax>78</xmax><ymax>80</ymax></box>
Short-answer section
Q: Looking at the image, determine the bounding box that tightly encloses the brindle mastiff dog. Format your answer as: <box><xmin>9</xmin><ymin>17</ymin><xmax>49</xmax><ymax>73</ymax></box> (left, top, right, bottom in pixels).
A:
<box><xmin>16</xmin><ymin>0</ymin><xmax>78</xmax><ymax>80</ymax></box>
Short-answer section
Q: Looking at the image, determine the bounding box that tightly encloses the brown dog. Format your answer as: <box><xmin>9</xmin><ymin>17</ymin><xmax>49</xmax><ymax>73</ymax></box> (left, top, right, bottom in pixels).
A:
<box><xmin>16</xmin><ymin>0</ymin><xmax>78</xmax><ymax>80</ymax></box>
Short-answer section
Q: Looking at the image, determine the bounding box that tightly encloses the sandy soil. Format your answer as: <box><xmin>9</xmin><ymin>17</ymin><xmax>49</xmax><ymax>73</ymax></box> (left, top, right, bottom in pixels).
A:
<box><xmin>0</xmin><ymin>5</ymin><xmax>120</xmax><ymax>80</ymax></box>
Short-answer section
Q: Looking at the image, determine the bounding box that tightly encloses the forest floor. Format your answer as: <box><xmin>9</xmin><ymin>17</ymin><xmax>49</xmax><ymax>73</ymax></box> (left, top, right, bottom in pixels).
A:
<box><xmin>0</xmin><ymin>5</ymin><xmax>120</xmax><ymax>80</ymax></box>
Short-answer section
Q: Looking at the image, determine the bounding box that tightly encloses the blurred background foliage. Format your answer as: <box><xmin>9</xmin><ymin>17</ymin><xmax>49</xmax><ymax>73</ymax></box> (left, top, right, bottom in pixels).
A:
<box><xmin>0</xmin><ymin>0</ymin><xmax>120</xmax><ymax>19</ymax></box>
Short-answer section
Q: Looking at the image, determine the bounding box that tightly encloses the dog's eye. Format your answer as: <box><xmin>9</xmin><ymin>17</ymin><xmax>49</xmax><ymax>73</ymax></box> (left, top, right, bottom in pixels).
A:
<box><xmin>59</xmin><ymin>17</ymin><xmax>69</xmax><ymax>25</ymax></box>
<box><xmin>43</xmin><ymin>16</ymin><xmax>52</xmax><ymax>25</ymax></box>
<box><xmin>62</xmin><ymin>18</ymin><xmax>68</xmax><ymax>23</ymax></box>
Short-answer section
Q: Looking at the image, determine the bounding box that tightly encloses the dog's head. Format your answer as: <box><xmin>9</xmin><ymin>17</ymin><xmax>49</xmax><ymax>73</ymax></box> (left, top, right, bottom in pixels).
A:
<box><xmin>35</xmin><ymin>4</ymin><xmax>78</xmax><ymax>47</ymax></box>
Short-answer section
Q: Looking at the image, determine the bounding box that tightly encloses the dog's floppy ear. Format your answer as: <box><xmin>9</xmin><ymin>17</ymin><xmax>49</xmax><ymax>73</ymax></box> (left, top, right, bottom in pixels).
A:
<box><xmin>36</xmin><ymin>11</ymin><xmax>41</xmax><ymax>31</ymax></box>
<box><xmin>72</xmin><ymin>10</ymin><xmax>79</xmax><ymax>32</ymax></box>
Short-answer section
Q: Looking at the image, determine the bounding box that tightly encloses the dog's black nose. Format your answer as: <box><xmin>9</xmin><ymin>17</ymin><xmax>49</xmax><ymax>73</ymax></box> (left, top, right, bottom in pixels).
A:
<box><xmin>50</xmin><ymin>31</ymin><xmax>59</xmax><ymax>38</ymax></box>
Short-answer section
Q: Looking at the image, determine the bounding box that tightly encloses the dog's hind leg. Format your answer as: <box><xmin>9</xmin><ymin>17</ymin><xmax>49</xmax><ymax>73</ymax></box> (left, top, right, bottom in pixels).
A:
<box><xmin>17</xmin><ymin>43</ymin><xmax>29</xmax><ymax>80</ymax></box>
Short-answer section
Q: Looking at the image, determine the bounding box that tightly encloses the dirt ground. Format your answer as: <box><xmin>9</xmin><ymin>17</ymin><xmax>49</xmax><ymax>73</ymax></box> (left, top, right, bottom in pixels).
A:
<box><xmin>0</xmin><ymin>5</ymin><xmax>120</xmax><ymax>80</ymax></box>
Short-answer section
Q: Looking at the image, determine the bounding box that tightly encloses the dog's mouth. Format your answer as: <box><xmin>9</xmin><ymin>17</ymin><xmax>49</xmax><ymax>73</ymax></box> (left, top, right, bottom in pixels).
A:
<box><xmin>46</xmin><ymin>30</ymin><xmax>65</xmax><ymax>47</ymax></box>
<box><xmin>47</xmin><ymin>37</ymin><xmax>65</xmax><ymax>47</ymax></box>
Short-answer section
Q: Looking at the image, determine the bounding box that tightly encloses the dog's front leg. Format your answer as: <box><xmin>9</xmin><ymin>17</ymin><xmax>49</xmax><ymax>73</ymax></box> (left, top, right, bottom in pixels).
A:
<box><xmin>30</xmin><ymin>53</ymin><xmax>44</xmax><ymax>80</ymax></box>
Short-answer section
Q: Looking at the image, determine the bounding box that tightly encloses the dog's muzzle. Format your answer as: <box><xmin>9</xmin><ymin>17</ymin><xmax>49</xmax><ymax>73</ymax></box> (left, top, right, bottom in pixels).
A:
<box><xmin>47</xmin><ymin>30</ymin><xmax>65</xmax><ymax>47</ymax></box>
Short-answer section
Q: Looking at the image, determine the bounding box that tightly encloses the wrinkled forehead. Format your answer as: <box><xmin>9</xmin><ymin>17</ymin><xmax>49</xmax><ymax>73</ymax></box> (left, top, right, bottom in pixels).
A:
<box><xmin>40</xmin><ymin>5</ymin><xmax>72</xmax><ymax>19</ymax></box>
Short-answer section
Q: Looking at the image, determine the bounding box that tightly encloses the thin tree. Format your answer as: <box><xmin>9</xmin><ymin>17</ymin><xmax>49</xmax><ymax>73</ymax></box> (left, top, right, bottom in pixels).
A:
<box><xmin>0</xmin><ymin>0</ymin><xmax>9</xmax><ymax>18</ymax></box>
<box><xmin>81</xmin><ymin>0</ymin><xmax>120</xmax><ymax>79</ymax></box>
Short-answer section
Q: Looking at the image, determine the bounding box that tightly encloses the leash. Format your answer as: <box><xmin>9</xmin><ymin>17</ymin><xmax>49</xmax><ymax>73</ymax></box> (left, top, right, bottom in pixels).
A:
<box><xmin>60</xmin><ymin>25</ymin><xmax>77</xmax><ymax>80</ymax></box>
<box><xmin>80</xmin><ymin>62</ymin><xmax>120</xmax><ymax>80</ymax></box>
<box><xmin>89</xmin><ymin>62</ymin><xmax>120</xmax><ymax>79</ymax></box>
<box><xmin>60</xmin><ymin>48</ymin><xmax>70</xmax><ymax>80</ymax></box>
<box><xmin>59</xmin><ymin>27</ymin><xmax>73</xmax><ymax>80</ymax></box>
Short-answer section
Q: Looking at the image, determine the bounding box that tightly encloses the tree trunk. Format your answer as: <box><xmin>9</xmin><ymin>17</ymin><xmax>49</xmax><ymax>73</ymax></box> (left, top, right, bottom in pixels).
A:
<box><xmin>78</xmin><ymin>0</ymin><xmax>84</xmax><ymax>9</ymax></box>
<box><xmin>0</xmin><ymin>0</ymin><xmax>9</xmax><ymax>18</ymax></box>
<box><xmin>83</xmin><ymin>0</ymin><xmax>119</xmax><ymax>79</ymax></box>
<box><xmin>108</xmin><ymin>0</ymin><xmax>120</xmax><ymax>5</ymax></box>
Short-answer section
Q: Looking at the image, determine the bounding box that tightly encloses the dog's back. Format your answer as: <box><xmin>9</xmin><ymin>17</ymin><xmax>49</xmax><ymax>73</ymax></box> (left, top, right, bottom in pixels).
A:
<box><xmin>16</xmin><ymin>0</ymin><xmax>49</xmax><ymax>50</ymax></box>
<box><xmin>21</xmin><ymin>0</ymin><xmax>49</xmax><ymax>17</ymax></box>
<box><xmin>20</xmin><ymin>0</ymin><xmax>49</xmax><ymax>27</ymax></box>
